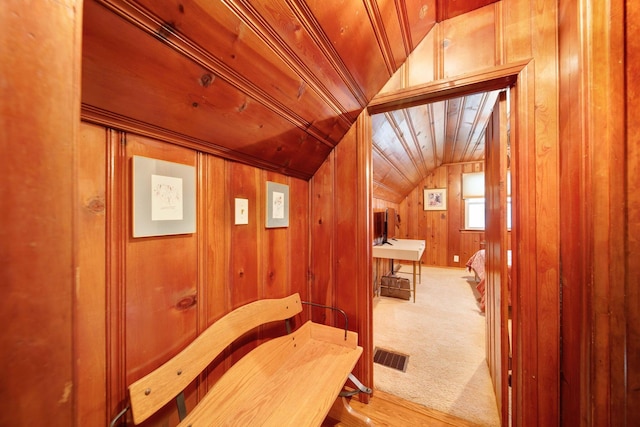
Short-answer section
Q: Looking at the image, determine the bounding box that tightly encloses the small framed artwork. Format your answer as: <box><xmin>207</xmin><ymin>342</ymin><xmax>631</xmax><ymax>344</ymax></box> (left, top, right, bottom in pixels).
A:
<box><xmin>424</xmin><ymin>188</ymin><xmax>447</xmax><ymax>211</ymax></box>
<box><xmin>132</xmin><ymin>155</ymin><xmax>196</xmax><ymax>237</ymax></box>
<box><xmin>265</xmin><ymin>181</ymin><xmax>289</xmax><ymax>228</ymax></box>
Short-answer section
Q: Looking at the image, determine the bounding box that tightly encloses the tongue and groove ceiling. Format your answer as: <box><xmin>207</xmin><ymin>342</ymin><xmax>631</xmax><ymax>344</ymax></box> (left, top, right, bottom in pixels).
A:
<box><xmin>82</xmin><ymin>0</ymin><xmax>499</xmax><ymax>202</ymax></box>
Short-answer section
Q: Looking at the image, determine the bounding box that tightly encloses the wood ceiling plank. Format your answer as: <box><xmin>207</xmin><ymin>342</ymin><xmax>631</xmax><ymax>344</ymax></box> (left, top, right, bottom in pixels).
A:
<box><xmin>83</xmin><ymin>0</ymin><xmax>331</xmax><ymax>178</ymax></box>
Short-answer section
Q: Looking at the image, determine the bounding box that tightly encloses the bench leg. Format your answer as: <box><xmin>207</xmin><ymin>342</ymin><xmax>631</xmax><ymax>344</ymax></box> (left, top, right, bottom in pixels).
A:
<box><xmin>328</xmin><ymin>396</ymin><xmax>374</xmax><ymax>426</ymax></box>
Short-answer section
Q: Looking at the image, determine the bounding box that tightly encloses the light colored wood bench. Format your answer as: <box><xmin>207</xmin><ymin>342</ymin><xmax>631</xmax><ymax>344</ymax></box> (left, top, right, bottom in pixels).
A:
<box><xmin>114</xmin><ymin>293</ymin><xmax>372</xmax><ymax>426</ymax></box>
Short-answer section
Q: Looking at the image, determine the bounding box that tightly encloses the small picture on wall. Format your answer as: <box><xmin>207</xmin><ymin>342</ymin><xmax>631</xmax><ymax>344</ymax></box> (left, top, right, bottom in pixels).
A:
<box><xmin>424</xmin><ymin>188</ymin><xmax>447</xmax><ymax>211</ymax></box>
<box><xmin>132</xmin><ymin>155</ymin><xmax>196</xmax><ymax>237</ymax></box>
<box><xmin>265</xmin><ymin>181</ymin><xmax>289</xmax><ymax>228</ymax></box>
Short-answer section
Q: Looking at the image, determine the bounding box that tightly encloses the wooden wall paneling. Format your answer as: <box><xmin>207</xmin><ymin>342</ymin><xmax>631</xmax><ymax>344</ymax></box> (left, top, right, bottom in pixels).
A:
<box><xmin>627</xmin><ymin>0</ymin><xmax>640</xmax><ymax>420</ymax></box>
<box><xmin>1</xmin><ymin>2</ymin><xmax>81</xmax><ymax>425</ymax></box>
<box><xmin>446</xmin><ymin>164</ymin><xmax>462</xmax><ymax>266</ymax></box>
<box><xmin>529</xmin><ymin>2</ymin><xmax>560</xmax><ymax>426</ymax></box>
<box><xmin>262</xmin><ymin>172</ymin><xmax>289</xmax><ymax>301</ymax></box>
<box><xmin>407</xmin><ymin>26</ymin><xmax>436</xmax><ymax>87</ymax></box>
<box><xmin>500</xmin><ymin>1</ymin><xmax>561</xmax><ymax>425</ymax></box>
<box><xmin>122</xmin><ymin>135</ymin><xmax>200</xmax><ymax>425</ymax></box>
<box><xmin>433</xmin><ymin>166</ymin><xmax>449</xmax><ymax>266</ymax></box>
<box><xmin>497</xmin><ymin>92</ymin><xmax>510</xmax><ymax>424</ymax></box>
<box><xmin>200</xmin><ymin>154</ymin><xmax>229</xmax><ymax>394</ymax></box>
<box><xmin>588</xmin><ymin>0</ymin><xmax>626</xmax><ymax>425</ymax></box>
<box><xmin>396</xmin><ymin>160</ymin><xmax>484</xmax><ymax>267</ymax></box>
<box><xmin>356</xmin><ymin>112</ymin><xmax>374</xmax><ymax>400</ymax></box>
<box><xmin>437</xmin><ymin>0</ymin><xmax>499</xmax><ymax>21</ymax></box>
<box><xmin>76</xmin><ymin>123</ymin><xmax>108</xmax><ymax>426</ymax></box>
<box><xmin>310</xmin><ymin>153</ymin><xmax>336</xmax><ymax>324</ymax></box>
<box><xmin>557</xmin><ymin>0</ymin><xmax>587</xmax><ymax>424</ymax></box>
<box><xmin>227</xmin><ymin>162</ymin><xmax>261</xmax><ymax>310</ymax></box>
<box><xmin>510</xmin><ymin>62</ymin><xmax>537</xmax><ymax>427</ymax></box>
<box><xmin>308</xmin><ymin>111</ymin><xmax>374</xmax><ymax>405</ymax></box>
<box><xmin>484</xmin><ymin>93</ymin><xmax>508</xmax><ymax>422</ymax></box>
<box><xmin>441</xmin><ymin>5</ymin><xmax>497</xmax><ymax>78</ymax></box>
<box><xmin>225</xmin><ymin>162</ymin><xmax>262</xmax><ymax>367</ymax></box>
<box><xmin>106</xmin><ymin>128</ymin><xmax>128</xmax><ymax>422</ymax></box>
<box><xmin>288</xmin><ymin>176</ymin><xmax>311</xmax><ymax>320</ymax></box>
<box><xmin>334</xmin><ymin>123</ymin><xmax>366</xmax><ymax>386</ymax></box>
<box><xmin>460</xmin><ymin>232</ymin><xmax>484</xmax><ymax>266</ymax></box>
<box><xmin>123</xmin><ymin>135</ymin><xmax>199</xmax><ymax>378</ymax></box>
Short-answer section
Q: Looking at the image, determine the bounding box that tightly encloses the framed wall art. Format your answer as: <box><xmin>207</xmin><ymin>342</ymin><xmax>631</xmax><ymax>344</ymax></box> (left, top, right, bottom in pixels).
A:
<box><xmin>424</xmin><ymin>188</ymin><xmax>447</xmax><ymax>211</ymax></box>
<box><xmin>265</xmin><ymin>181</ymin><xmax>289</xmax><ymax>228</ymax></box>
<box><xmin>132</xmin><ymin>155</ymin><xmax>196</xmax><ymax>237</ymax></box>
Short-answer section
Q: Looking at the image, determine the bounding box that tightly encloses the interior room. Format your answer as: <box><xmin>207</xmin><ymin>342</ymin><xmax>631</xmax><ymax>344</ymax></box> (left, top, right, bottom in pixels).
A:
<box><xmin>3</xmin><ymin>1</ymin><xmax>637</xmax><ymax>426</ymax></box>
<box><xmin>370</xmin><ymin>88</ymin><xmax>511</xmax><ymax>426</ymax></box>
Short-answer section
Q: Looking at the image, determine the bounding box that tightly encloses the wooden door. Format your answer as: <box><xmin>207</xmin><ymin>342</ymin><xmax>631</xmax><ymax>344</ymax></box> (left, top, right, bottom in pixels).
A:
<box><xmin>484</xmin><ymin>90</ymin><xmax>510</xmax><ymax>424</ymax></box>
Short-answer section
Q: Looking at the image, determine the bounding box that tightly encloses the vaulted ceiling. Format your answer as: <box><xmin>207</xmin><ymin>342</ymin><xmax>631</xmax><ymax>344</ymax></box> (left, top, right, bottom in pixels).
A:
<box><xmin>371</xmin><ymin>90</ymin><xmax>499</xmax><ymax>203</ymax></box>
<box><xmin>82</xmin><ymin>0</ymin><xmax>499</xmax><ymax>201</ymax></box>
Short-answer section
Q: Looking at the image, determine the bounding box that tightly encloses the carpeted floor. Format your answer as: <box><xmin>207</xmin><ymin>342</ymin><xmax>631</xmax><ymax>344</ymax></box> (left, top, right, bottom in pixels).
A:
<box><xmin>373</xmin><ymin>265</ymin><xmax>501</xmax><ymax>427</ymax></box>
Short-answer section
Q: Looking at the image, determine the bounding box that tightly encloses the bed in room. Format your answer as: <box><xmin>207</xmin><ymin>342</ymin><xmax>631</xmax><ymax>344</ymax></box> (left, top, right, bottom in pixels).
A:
<box><xmin>466</xmin><ymin>249</ymin><xmax>512</xmax><ymax>312</ymax></box>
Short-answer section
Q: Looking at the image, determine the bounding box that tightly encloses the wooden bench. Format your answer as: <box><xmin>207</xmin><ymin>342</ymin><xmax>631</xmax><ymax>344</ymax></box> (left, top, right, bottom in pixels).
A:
<box><xmin>112</xmin><ymin>293</ymin><xmax>372</xmax><ymax>426</ymax></box>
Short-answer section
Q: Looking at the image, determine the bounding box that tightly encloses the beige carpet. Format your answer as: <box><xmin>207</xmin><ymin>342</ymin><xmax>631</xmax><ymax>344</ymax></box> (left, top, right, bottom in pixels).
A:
<box><xmin>373</xmin><ymin>266</ymin><xmax>500</xmax><ymax>427</ymax></box>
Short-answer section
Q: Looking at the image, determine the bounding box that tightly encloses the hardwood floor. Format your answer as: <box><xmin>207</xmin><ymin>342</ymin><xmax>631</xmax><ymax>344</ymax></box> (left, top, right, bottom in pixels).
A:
<box><xmin>323</xmin><ymin>390</ymin><xmax>484</xmax><ymax>427</ymax></box>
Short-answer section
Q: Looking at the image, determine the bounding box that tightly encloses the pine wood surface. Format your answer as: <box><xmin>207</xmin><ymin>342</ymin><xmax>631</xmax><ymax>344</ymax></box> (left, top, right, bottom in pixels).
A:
<box><xmin>128</xmin><ymin>294</ymin><xmax>303</xmax><ymax>424</ymax></box>
<box><xmin>323</xmin><ymin>389</ymin><xmax>483</xmax><ymax>427</ymax></box>
<box><xmin>177</xmin><ymin>321</ymin><xmax>362</xmax><ymax>426</ymax></box>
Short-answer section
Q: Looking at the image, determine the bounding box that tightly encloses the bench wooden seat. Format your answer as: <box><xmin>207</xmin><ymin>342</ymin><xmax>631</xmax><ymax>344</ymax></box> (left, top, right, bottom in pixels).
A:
<box><xmin>123</xmin><ymin>293</ymin><xmax>372</xmax><ymax>427</ymax></box>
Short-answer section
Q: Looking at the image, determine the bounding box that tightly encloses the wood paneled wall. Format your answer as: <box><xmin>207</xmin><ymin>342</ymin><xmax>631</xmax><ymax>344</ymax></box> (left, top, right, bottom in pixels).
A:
<box><xmin>1</xmin><ymin>2</ymin><xmax>82</xmax><ymax>426</ymax></box>
<box><xmin>377</xmin><ymin>2</ymin><xmax>562</xmax><ymax>426</ymax></box>
<box><xmin>388</xmin><ymin>161</ymin><xmax>485</xmax><ymax>268</ymax></box>
<box><xmin>309</xmin><ymin>112</ymin><xmax>373</xmax><ymax>402</ymax></box>
<box><xmin>558</xmin><ymin>0</ymin><xmax>632</xmax><ymax>425</ymax></box>
<box><xmin>627</xmin><ymin>1</ymin><xmax>640</xmax><ymax>421</ymax></box>
<box><xmin>77</xmin><ymin>122</ymin><xmax>311</xmax><ymax>426</ymax></box>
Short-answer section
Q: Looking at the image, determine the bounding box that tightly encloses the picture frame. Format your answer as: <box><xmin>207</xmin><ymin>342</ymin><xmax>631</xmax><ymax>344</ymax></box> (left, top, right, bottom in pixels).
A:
<box><xmin>132</xmin><ymin>155</ymin><xmax>196</xmax><ymax>237</ymax></box>
<box><xmin>424</xmin><ymin>188</ymin><xmax>447</xmax><ymax>211</ymax></box>
<box><xmin>265</xmin><ymin>181</ymin><xmax>289</xmax><ymax>228</ymax></box>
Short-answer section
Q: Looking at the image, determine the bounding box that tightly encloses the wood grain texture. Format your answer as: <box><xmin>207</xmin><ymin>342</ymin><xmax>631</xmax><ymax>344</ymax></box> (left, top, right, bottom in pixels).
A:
<box><xmin>128</xmin><ymin>294</ymin><xmax>302</xmax><ymax>424</ymax></box>
<box><xmin>627</xmin><ymin>0</ymin><xmax>640</xmax><ymax>422</ymax></box>
<box><xmin>0</xmin><ymin>1</ymin><xmax>82</xmax><ymax>425</ymax></box>
<box><xmin>557</xmin><ymin>0</ymin><xmax>588</xmax><ymax>424</ymax></box>
<box><xmin>483</xmin><ymin>92</ymin><xmax>510</xmax><ymax>424</ymax></box>
<box><xmin>391</xmin><ymin>161</ymin><xmax>485</xmax><ymax>268</ymax></box>
<box><xmin>587</xmin><ymin>0</ymin><xmax>626</xmax><ymax>425</ymax></box>
<box><xmin>76</xmin><ymin>123</ymin><xmax>108</xmax><ymax>426</ymax></box>
<box><xmin>177</xmin><ymin>321</ymin><xmax>362</xmax><ymax>427</ymax></box>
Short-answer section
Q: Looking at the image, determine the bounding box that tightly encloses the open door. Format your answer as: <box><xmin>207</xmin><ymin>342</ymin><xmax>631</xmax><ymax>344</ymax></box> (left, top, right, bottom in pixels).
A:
<box><xmin>484</xmin><ymin>90</ymin><xmax>510</xmax><ymax>424</ymax></box>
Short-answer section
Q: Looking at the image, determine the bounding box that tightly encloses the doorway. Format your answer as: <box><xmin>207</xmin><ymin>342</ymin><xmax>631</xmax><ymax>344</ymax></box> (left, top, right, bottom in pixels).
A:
<box><xmin>364</xmin><ymin>63</ymin><xmax>527</xmax><ymax>426</ymax></box>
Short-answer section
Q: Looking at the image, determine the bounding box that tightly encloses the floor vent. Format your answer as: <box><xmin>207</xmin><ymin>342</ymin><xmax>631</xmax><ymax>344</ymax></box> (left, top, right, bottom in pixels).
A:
<box><xmin>373</xmin><ymin>347</ymin><xmax>409</xmax><ymax>372</ymax></box>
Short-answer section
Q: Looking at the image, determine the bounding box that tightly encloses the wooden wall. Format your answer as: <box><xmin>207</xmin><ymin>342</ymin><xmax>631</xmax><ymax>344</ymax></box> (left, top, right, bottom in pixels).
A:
<box><xmin>1</xmin><ymin>1</ymin><xmax>82</xmax><ymax>426</ymax></box>
<box><xmin>396</xmin><ymin>162</ymin><xmax>485</xmax><ymax>267</ymax></box>
<box><xmin>309</xmin><ymin>113</ymin><xmax>373</xmax><ymax>402</ymax></box>
<box><xmin>375</xmin><ymin>2</ymin><xmax>562</xmax><ymax>425</ymax></box>
<box><xmin>4</xmin><ymin>1</ymin><xmax>635</xmax><ymax>427</ymax></box>
<box><xmin>627</xmin><ymin>1</ymin><xmax>640</xmax><ymax>421</ymax></box>
<box><xmin>558</xmin><ymin>0</ymin><xmax>633</xmax><ymax>425</ymax></box>
<box><xmin>76</xmin><ymin>122</ymin><xmax>311</xmax><ymax>425</ymax></box>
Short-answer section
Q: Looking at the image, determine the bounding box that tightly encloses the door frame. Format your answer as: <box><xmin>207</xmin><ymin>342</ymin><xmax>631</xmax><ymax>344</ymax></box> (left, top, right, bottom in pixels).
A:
<box><xmin>363</xmin><ymin>59</ymin><xmax>538</xmax><ymax>426</ymax></box>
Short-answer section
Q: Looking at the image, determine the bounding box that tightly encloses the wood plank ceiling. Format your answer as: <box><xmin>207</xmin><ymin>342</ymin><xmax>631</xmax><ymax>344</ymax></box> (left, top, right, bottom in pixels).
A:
<box><xmin>372</xmin><ymin>90</ymin><xmax>500</xmax><ymax>203</ymax></box>
<box><xmin>82</xmin><ymin>0</ymin><xmax>499</xmax><ymax>200</ymax></box>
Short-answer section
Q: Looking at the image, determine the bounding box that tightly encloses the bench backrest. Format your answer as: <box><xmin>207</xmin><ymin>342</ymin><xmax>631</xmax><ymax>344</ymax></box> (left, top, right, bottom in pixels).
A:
<box><xmin>128</xmin><ymin>293</ymin><xmax>303</xmax><ymax>424</ymax></box>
